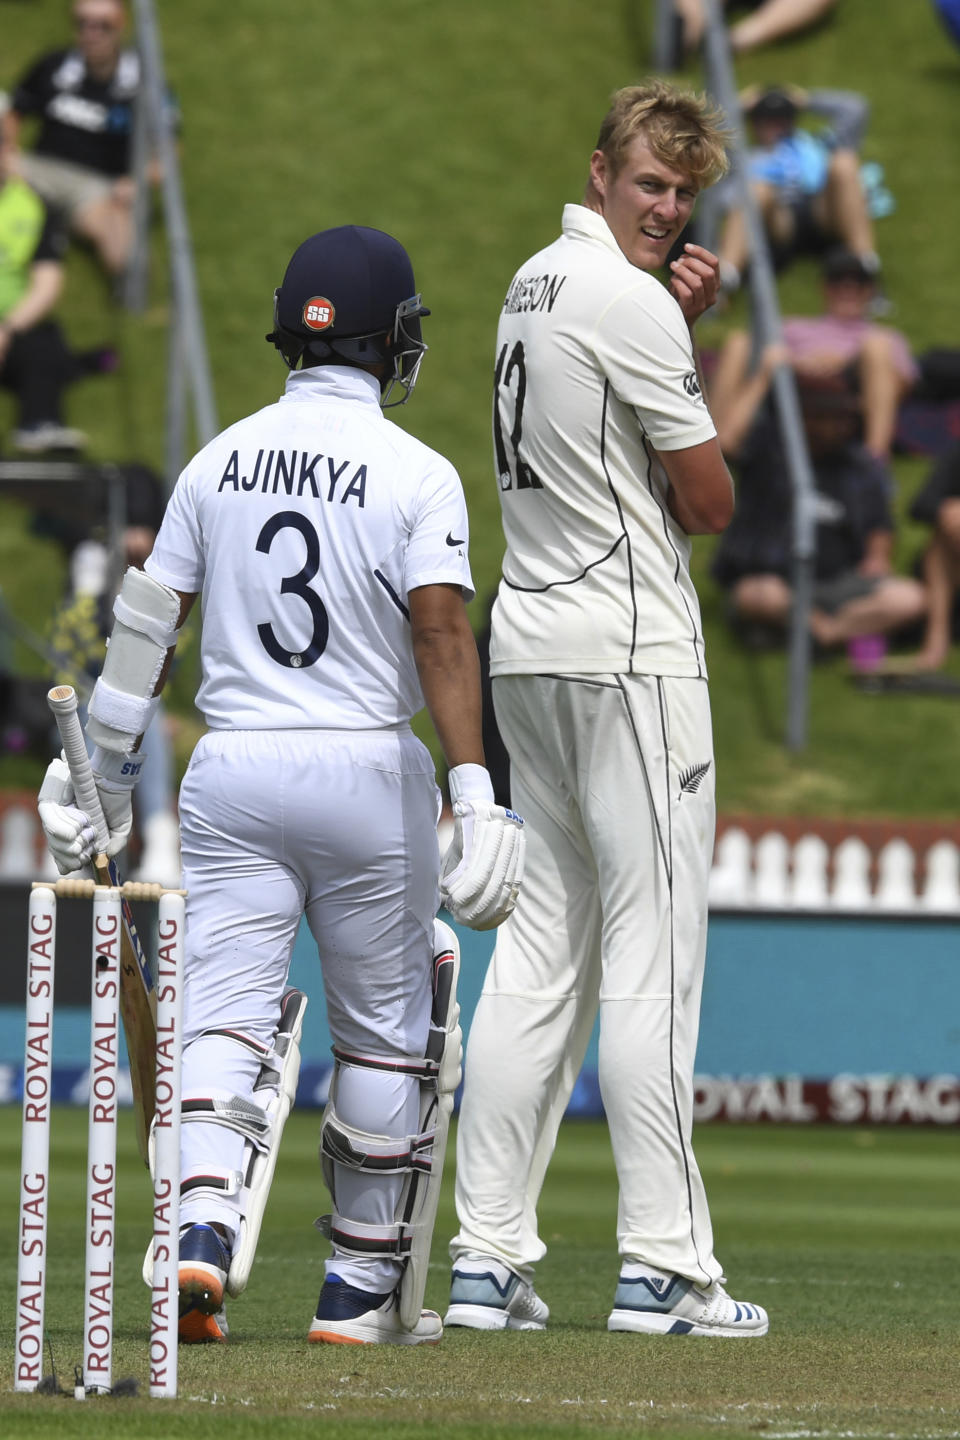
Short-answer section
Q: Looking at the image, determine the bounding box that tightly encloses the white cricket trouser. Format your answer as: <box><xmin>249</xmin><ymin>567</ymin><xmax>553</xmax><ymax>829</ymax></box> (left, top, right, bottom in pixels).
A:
<box><xmin>177</xmin><ymin>727</ymin><xmax>439</xmax><ymax>1293</ymax></box>
<box><xmin>451</xmin><ymin>673</ymin><xmax>724</xmax><ymax>1289</ymax></box>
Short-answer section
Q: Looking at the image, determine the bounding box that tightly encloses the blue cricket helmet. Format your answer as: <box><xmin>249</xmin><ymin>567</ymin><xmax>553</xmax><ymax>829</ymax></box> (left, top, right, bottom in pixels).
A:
<box><xmin>266</xmin><ymin>225</ymin><xmax>429</xmax><ymax>407</ymax></box>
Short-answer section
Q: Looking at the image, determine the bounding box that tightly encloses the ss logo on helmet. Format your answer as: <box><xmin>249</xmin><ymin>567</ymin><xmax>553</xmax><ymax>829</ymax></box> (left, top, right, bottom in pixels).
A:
<box><xmin>303</xmin><ymin>296</ymin><xmax>335</xmax><ymax>330</ymax></box>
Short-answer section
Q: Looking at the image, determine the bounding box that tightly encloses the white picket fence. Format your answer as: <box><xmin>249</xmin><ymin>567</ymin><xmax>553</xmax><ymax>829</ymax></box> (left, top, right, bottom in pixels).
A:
<box><xmin>6</xmin><ymin>801</ymin><xmax>960</xmax><ymax>915</ymax></box>
<box><xmin>709</xmin><ymin>826</ymin><xmax>960</xmax><ymax>913</ymax></box>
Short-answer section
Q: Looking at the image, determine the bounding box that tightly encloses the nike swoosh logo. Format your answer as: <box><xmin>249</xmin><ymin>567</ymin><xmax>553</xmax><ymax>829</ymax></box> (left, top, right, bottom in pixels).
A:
<box><xmin>446</xmin><ymin>533</ymin><xmax>466</xmax><ymax>546</ymax></box>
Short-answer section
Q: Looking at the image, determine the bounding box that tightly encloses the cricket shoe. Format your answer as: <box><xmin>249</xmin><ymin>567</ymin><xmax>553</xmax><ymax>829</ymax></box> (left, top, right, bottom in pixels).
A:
<box><xmin>444</xmin><ymin>1255</ymin><xmax>549</xmax><ymax>1331</ymax></box>
<box><xmin>308</xmin><ymin>1277</ymin><xmax>442</xmax><ymax>1346</ymax></box>
<box><xmin>607</xmin><ymin>1264</ymin><xmax>768</xmax><ymax>1337</ymax></box>
<box><xmin>179</xmin><ymin>1305</ymin><xmax>228</xmax><ymax>1345</ymax></box>
<box><xmin>178</xmin><ymin>1223</ymin><xmax>231</xmax><ymax>1320</ymax></box>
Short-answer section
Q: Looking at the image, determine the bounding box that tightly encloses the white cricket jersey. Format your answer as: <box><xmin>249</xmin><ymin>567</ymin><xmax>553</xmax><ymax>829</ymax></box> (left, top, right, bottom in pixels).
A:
<box><xmin>489</xmin><ymin>203</ymin><xmax>717</xmax><ymax>679</ymax></box>
<box><xmin>145</xmin><ymin>366</ymin><xmax>474</xmax><ymax>731</ymax></box>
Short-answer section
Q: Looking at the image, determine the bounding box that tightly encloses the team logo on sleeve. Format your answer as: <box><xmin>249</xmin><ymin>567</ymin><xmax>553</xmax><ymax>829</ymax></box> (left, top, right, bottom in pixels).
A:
<box><xmin>302</xmin><ymin>296</ymin><xmax>335</xmax><ymax>330</ymax></box>
<box><xmin>682</xmin><ymin>371</ymin><xmax>702</xmax><ymax>398</ymax></box>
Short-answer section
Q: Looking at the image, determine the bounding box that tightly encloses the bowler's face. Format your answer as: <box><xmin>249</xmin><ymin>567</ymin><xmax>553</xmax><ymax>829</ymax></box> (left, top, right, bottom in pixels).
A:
<box><xmin>591</xmin><ymin>136</ymin><xmax>698</xmax><ymax>272</ymax></box>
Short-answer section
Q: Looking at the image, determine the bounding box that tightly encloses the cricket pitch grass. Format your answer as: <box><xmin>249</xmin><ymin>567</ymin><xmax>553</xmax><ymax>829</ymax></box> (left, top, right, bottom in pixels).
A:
<box><xmin>1</xmin><ymin>1110</ymin><xmax>957</xmax><ymax>1439</ymax></box>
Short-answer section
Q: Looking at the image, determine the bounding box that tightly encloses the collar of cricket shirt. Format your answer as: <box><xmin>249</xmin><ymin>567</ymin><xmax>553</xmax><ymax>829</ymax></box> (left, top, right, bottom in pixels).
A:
<box><xmin>282</xmin><ymin>365</ymin><xmax>383</xmax><ymax>407</ymax></box>
<box><xmin>561</xmin><ymin>202</ymin><xmax>626</xmax><ymax>260</ymax></box>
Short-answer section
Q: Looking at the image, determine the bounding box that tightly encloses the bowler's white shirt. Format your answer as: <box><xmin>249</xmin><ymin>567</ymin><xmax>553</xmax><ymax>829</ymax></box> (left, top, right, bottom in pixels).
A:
<box><xmin>146</xmin><ymin>366</ymin><xmax>474</xmax><ymax>730</ymax></box>
<box><xmin>490</xmin><ymin>204</ymin><xmax>716</xmax><ymax>679</ymax></box>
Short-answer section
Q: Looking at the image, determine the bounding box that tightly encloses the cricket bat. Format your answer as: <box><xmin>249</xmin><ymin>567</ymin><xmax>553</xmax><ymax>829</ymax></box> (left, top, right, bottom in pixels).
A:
<box><xmin>47</xmin><ymin>684</ymin><xmax>158</xmax><ymax>1167</ymax></box>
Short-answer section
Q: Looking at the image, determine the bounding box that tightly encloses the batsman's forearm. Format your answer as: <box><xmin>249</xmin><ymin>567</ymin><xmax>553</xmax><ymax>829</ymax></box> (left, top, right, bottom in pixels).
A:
<box><xmin>414</xmin><ymin>631</ymin><xmax>486</xmax><ymax>772</ymax></box>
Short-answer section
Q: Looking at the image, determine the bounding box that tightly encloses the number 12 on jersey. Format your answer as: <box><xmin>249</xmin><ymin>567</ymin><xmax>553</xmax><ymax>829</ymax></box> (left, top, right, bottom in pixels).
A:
<box><xmin>493</xmin><ymin>341</ymin><xmax>544</xmax><ymax>493</ymax></box>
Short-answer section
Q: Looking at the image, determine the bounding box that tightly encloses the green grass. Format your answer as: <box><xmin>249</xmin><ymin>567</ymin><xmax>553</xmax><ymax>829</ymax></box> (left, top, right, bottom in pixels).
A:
<box><xmin>2</xmin><ymin>1112</ymin><xmax>959</xmax><ymax>1438</ymax></box>
<box><xmin>1</xmin><ymin>0</ymin><xmax>959</xmax><ymax>809</ymax></box>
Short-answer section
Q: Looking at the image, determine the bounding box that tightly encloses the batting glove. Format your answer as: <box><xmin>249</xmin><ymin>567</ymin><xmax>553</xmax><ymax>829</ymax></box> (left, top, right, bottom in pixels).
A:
<box><xmin>440</xmin><ymin>763</ymin><xmax>525</xmax><ymax>930</ymax></box>
<box><xmin>37</xmin><ymin>748</ymin><xmax>143</xmax><ymax>873</ymax></box>
<box><xmin>38</xmin><ymin>755</ymin><xmax>97</xmax><ymax>874</ymax></box>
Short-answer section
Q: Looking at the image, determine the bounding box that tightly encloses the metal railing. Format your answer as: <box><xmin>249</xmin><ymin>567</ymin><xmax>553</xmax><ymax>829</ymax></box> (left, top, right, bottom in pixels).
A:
<box><xmin>125</xmin><ymin>0</ymin><xmax>219</xmax><ymax>488</ymax></box>
<box><xmin>656</xmin><ymin>0</ymin><xmax>818</xmax><ymax>751</ymax></box>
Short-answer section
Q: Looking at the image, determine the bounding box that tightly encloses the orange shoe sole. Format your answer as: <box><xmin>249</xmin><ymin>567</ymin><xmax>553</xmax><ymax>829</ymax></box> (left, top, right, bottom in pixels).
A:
<box><xmin>179</xmin><ymin>1309</ymin><xmax>227</xmax><ymax>1344</ymax></box>
<box><xmin>308</xmin><ymin>1329</ymin><xmax>367</xmax><ymax>1346</ymax></box>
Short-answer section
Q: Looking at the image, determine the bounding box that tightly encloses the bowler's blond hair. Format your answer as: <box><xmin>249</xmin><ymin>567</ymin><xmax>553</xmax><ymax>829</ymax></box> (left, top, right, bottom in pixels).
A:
<box><xmin>594</xmin><ymin>80</ymin><xmax>730</xmax><ymax>189</ymax></box>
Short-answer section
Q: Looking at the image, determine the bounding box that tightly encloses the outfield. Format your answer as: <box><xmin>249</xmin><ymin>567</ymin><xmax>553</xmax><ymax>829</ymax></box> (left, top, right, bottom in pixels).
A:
<box><xmin>2</xmin><ymin>1109</ymin><xmax>957</xmax><ymax>1439</ymax></box>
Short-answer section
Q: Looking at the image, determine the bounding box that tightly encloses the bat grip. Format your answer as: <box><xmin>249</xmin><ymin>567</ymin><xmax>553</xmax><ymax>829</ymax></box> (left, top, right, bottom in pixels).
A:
<box><xmin>47</xmin><ymin>685</ymin><xmax>111</xmax><ymax>855</ymax></box>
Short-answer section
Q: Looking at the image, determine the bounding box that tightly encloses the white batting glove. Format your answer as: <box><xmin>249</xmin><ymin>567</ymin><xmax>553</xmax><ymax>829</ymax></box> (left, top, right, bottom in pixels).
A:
<box><xmin>37</xmin><ymin>755</ymin><xmax>97</xmax><ymax>874</ymax></box>
<box><xmin>440</xmin><ymin>763</ymin><xmax>525</xmax><ymax>931</ymax></box>
<box><xmin>37</xmin><ymin>748</ymin><xmax>143</xmax><ymax>872</ymax></box>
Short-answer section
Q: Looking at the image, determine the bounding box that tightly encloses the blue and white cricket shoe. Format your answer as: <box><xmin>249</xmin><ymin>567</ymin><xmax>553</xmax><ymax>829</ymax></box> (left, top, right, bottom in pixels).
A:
<box><xmin>308</xmin><ymin>1277</ymin><xmax>442</xmax><ymax>1346</ymax></box>
<box><xmin>444</xmin><ymin>1255</ymin><xmax>549</xmax><ymax>1331</ymax></box>
<box><xmin>608</xmin><ymin>1264</ymin><xmax>768</xmax><ymax>1337</ymax></box>
<box><xmin>178</xmin><ymin>1223</ymin><xmax>232</xmax><ymax>1340</ymax></box>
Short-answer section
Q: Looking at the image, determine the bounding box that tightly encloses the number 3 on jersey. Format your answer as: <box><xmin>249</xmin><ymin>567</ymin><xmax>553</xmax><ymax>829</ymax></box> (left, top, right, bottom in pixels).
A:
<box><xmin>493</xmin><ymin>341</ymin><xmax>544</xmax><ymax>493</ymax></box>
<box><xmin>256</xmin><ymin>511</ymin><xmax>329</xmax><ymax>668</ymax></box>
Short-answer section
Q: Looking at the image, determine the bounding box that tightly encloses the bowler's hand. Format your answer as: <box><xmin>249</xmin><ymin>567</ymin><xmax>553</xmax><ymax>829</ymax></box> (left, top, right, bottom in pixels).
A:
<box><xmin>669</xmin><ymin>243</ymin><xmax>721</xmax><ymax>324</ymax></box>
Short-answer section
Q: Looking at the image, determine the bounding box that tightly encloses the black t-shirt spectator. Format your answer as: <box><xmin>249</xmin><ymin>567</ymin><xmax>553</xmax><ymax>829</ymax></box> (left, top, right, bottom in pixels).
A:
<box><xmin>712</xmin><ymin>410</ymin><xmax>893</xmax><ymax>587</ymax></box>
<box><xmin>12</xmin><ymin>48</ymin><xmax>142</xmax><ymax>176</ymax></box>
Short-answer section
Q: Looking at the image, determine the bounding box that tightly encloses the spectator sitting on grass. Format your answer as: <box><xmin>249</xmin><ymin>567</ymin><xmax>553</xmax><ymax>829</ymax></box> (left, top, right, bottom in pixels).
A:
<box><xmin>780</xmin><ymin>248</ymin><xmax>918</xmax><ymax>462</ymax></box>
<box><xmin>0</xmin><ymin>114</ymin><xmax>112</xmax><ymax>454</ymax></box>
<box><xmin>716</xmin><ymin>85</ymin><xmax>878</xmax><ymax>296</ymax></box>
<box><xmin>672</xmin><ymin>0</ymin><xmax>840</xmax><ymax>55</ymax></box>
<box><xmin>2</xmin><ymin>0</ymin><xmax>162</xmax><ymax>281</ymax></box>
<box><xmin>890</xmin><ymin>439</ymin><xmax>960</xmax><ymax>672</ymax></box>
<box><xmin>708</xmin><ymin>335</ymin><xmax>927</xmax><ymax>655</ymax></box>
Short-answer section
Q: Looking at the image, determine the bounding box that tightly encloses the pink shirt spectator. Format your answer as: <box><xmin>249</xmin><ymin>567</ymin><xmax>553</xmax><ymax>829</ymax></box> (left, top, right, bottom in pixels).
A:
<box><xmin>782</xmin><ymin>316</ymin><xmax>919</xmax><ymax>386</ymax></box>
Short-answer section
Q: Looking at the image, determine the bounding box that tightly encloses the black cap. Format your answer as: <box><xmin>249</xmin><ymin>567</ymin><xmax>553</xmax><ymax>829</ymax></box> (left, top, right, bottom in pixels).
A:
<box><xmin>747</xmin><ymin>87</ymin><xmax>798</xmax><ymax>123</ymax></box>
<box><xmin>273</xmin><ymin>225</ymin><xmax>427</xmax><ymax>345</ymax></box>
<box><xmin>821</xmin><ymin>248</ymin><xmax>877</xmax><ymax>284</ymax></box>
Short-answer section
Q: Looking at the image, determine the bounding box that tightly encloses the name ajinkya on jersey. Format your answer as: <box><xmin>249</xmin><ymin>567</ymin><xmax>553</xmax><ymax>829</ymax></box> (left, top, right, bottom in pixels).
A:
<box><xmin>217</xmin><ymin>449</ymin><xmax>368</xmax><ymax>506</ymax></box>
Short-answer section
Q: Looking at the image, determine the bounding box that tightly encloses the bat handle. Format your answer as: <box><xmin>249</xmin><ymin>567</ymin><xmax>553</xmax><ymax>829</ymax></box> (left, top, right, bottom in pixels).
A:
<box><xmin>48</xmin><ymin>685</ymin><xmax>111</xmax><ymax>856</ymax></box>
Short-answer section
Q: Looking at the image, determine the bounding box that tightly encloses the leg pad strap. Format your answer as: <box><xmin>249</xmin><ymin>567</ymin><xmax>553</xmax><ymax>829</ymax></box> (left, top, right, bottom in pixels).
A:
<box><xmin>315</xmin><ymin>1212</ymin><xmax>412</xmax><ymax>1259</ymax></box>
<box><xmin>182</xmin><ymin>1091</ymin><xmax>271</xmax><ymax>1149</ymax></box>
<box><xmin>321</xmin><ymin>1111</ymin><xmax>433</xmax><ymax>1175</ymax></box>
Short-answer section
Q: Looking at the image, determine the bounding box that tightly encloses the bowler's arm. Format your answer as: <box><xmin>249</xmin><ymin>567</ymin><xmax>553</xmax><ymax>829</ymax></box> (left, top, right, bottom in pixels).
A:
<box><xmin>655</xmin><ymin>436</ymin><xmax>735</xmax><ymax>536</ymax></box>
<box><xmin>661</xmin><ymin>248</ymin><xmax>734</xmax><ymax>533</ymax></box>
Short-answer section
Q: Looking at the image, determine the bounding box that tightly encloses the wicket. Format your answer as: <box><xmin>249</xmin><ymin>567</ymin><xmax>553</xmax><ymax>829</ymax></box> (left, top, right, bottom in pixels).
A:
<box><xmin>15</xmin><ymin>877</ymin><xmax>185</xmax><ymax>1400</ymax></box>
